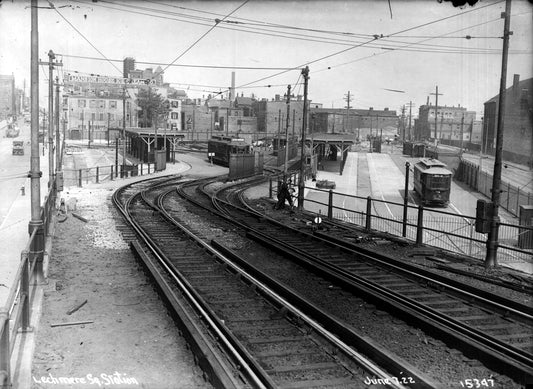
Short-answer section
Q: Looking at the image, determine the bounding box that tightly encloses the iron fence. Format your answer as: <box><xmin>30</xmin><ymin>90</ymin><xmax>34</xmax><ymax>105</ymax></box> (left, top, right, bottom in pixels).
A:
<box><xmin>270</xmin><ymin>177</ymin><xmax>533</xmax><ymax>265</ymax></box>
<box><xmin>62</xmin><ymin>163</ymin><xmax>154</xmax><ymax>187</ymax></box>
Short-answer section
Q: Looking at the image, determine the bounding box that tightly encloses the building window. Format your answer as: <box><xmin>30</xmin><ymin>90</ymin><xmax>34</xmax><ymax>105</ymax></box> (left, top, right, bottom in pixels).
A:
<box><xmin>109</xmin><ymin>114</ymin><xmax>115</xmax><ymax>121</ymax></box>
<box><xmin>99</xmin><ymin>112</ymin><xmax>104</xmax><ymax>121</ymax></box>
<box><xmin>78</xmin><ymin>99</ymin><xmax>86</xmax><ymax>108</ymax></box>
<box><xmin>79</xmin><ymin>112</ymin><xmax>84</xmax><ymax>120</ymax></box>
<box><xmin>91</xmin><ymin>112</ymin><xmax>96</xmax><ymax>121</ymax></box>
<box><xmin>109</xmin><ymin>100</ymin><xmax>117</xmax><ymax>109</ymax></box>
<box><xmin>89</xmin><ymin>100</ymin><xmax>96</xmax><ymax>108</ymax></box>
<box><xmin>98</xmin><ymin>100</ymin><xmax>105</xmax><ymax>109</ymax></box>
<box><xmin>171</xmin><ymin>112</ymin><xmax>179</xmax><ymax>119</ymax></box>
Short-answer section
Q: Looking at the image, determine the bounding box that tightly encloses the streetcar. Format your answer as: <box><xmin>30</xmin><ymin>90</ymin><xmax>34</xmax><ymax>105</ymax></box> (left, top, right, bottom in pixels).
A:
<box><xmin>207</xmin><ymin>135</ymin><xmax>251</xmax><ymax>166</ymax></box>
<box><xmin>413</xmin><ymin>158</ymin><xmax>452</xmax><ymax>207</ymax></box>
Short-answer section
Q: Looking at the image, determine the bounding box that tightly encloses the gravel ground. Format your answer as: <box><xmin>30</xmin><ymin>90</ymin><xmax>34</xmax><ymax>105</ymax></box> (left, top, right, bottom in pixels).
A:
<box><xmin>31</xmin><ymin>185</ymin><xmax>212</xmax><ymax>389</ymax></box>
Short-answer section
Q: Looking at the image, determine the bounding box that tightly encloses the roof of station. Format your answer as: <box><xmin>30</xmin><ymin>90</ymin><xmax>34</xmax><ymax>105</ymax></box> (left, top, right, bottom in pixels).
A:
<box><xmin>125</xmin><ymin>127</ymin><xmax>186</xmax><ymax>137</ymax></box>
<box><xmin>309</xmin><ymin>133</ymin><xmax>356</xmax><ymax>144</ymax></box>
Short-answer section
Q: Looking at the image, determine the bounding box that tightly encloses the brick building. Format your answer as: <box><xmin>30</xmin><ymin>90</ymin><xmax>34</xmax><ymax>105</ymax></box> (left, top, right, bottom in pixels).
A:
<box><xmin>415</xmin><ymin>103</ymin><xmax>476</xmax><ymax>143</ymax></box>
<box><xmin>483</xmin><ymin>74</ymin><xmax>533</xmax><ymax>167</ymax></box>
<box><xmin>63</xmin><ymin>73</ymin><xmax>138</xmax><ymax>141</ymax></box>
<box><xmin>252</xmin><ymin>95</ymin><xmax>306</xmax><ymax>138</ymax></box>
<box><xmin>309</xmin><ymin>107</ymin><xmax>398</xmax><ymax>140</ymax></box>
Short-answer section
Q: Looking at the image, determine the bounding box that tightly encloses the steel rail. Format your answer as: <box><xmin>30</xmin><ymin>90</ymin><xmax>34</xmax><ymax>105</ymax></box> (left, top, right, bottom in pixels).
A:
<box><xmin>207</xmin><ymin>179</ymin><xmax>533</xmax><ymax>383</ymax></box>
<box><xmin>112</xmin><ymin>179</ymin><xmax>266</xmax><ymax>389</ymax></box>
<box><xmin>158</xmin><ymin>187</ymin><xmax>415</xmax><ymax>389</ymax></box>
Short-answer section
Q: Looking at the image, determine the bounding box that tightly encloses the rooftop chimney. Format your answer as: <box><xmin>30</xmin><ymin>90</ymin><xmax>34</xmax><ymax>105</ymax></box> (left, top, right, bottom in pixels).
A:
<box><xmin>513</xmin><ymin>74</ymin><xmax>520</xmax><ymax>97</ymax></box>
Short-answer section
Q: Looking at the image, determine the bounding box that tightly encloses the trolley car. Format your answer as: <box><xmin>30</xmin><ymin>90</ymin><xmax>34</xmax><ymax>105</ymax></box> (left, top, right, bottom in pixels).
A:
<box><xmin>207</xmin><ymin>135</ymin><xmax>251</xmax><ymax>166</ymax></box>
<box><xmin>413</xmin><ymin>158</ymin><xmax>452</xmax><ymax>207</ymax></box>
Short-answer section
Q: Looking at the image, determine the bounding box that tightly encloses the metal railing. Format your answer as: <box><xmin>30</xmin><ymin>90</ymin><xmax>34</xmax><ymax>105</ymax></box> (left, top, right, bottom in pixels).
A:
<box><xmin>62</xmin><ymin>163</ymin><xmax>154</xmax><ymax>187</ymax></box>
<box><xmin>0</xmin><ymin>178</ymin><xmax>57</xmax><ymax>388</ymax></box>
<box><xmin>457</xmin><ymin>159</ymin><xmax>533</xmax><ymax>217</ymax></box>
<box><xmin>269</xmin><ymin>176</ymin><xmax>533</xmax><ymax>264</ymax></box>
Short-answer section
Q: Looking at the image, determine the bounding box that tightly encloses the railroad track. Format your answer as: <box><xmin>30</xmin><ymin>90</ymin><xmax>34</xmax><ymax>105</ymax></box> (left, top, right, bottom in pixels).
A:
<box><xmin>113</xmin><ymin>175</ymin><xmax>423</xmax><ymax>388</ymax></box>
<box><xmin>174</xmin><ymin>175</ymin><xmax>533</xmax><ymax>386</ymax></box>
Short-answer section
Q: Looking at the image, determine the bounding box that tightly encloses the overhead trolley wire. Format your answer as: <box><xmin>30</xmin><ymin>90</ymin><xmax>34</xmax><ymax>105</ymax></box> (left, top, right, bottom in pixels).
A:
<box><xmin>74</xmin><ymin>0</ymin><xmax>512</xmax><ymax>55</ymax></box>
<box><xmin>47</xmin><ymin>0</ymin><xmax>123</xmax><ymax>76</ymax></box>
<box><xmin>155</xmin><ymin>0</ymin><xmax>250</xmax><ymax>79</ymax></box>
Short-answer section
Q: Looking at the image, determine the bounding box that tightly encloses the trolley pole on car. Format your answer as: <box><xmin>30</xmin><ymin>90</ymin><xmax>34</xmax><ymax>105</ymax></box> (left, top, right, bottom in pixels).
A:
<box><xmin>284</xmin><ymin>84</ymin><xmax>291</xmax><ymax>178</ymax></box>
<box><xmin>298</xmin><ymin>66</ymin><xmax>309</xmax><ymax>210</ymax></box>
<box><xmin>486</xmin><ymin>0</ymin><xmax>512</xmax><ymax>269</ymax></box>
<box><xmin>55</xmin><ymin>76</ymin><xmax>61</xmax><ymax>173</ymax></box>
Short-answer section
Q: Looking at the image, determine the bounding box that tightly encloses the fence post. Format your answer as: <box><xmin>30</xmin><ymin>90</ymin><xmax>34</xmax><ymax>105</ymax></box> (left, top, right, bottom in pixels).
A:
<box><xmin>140</xmin><ymin>164</ymin><xmax>143</xmax><ymax>176</ymax></box>
<box><xmin>148</xmin><ymin>164</ymin><xmax>151</xmax><ymax>174</ymax></box>
<box><xmin>269</xmin><ymin>178</ymin><xmax>273</xmax><ymax>199</ymax></box>
<box><xmin>21</xmin><ymin>250</ymin><xmax>31</xmax><ymax>330</ymax></box>
<box><xmin>416</xmin><ymin>205</ymin><xmax>424</xmax><ymax>245</ymax></box>
<box><xmin>365</xmin><ymin>196</ymin><xmax>372</xmax><ymax>231</ymax></box>
<box><xmin>402</xmin><ymin>161</ymin><xmax>410</xmax><ymax>237</ymax></box>
<box><xmin>111</xmin><ymin>166</ymin><xmax>114</xmax><ymax>181</ymax></box>
<box><xmin>78</xmin><ymin>169</ymin><xmax>82</xmax><ymax>187</ymax></box>
<box><xmin>328</xmin><ymin>190</ymin><xmax>333</xmax><ymax>219</ymax></box>
<box><xmin>0</xmin><ymin>309</ymin><xmax>11</xmax><ymax>387</ymax></box>
<box><xmin>96</xmin><ymin>166</ymin><xmax>99</xmax><ymax>184</ymax></box>
<box><xmin>506</xmin><ymin>182</ymin><xmax>510</xmax><ymax>213</ymax></box>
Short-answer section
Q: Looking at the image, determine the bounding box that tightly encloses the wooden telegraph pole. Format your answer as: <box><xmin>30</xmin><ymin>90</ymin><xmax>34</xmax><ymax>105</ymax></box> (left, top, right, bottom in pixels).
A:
<box><xmin>430</xmin><ymin>86</ymin><xmax>442</xmax><ymax>140</ymax></box>
<box><xmin>298</xmin><ymin>66</ymin><xmax>309</xmax><ymax>210</ymax></box>
<box><xmin>39</xmin><ymin>50</ymin><xmax>62</xmax><ymax>183</ymax></box>
<box><xmin>284</xmin><ymin>84</ymin><xmax>291</xmax><ymax>177</ymax></box>
<box><xmin>486</xmin><ymin>0</ymin><xmax>512</xmax><ymax>268</ymax></box>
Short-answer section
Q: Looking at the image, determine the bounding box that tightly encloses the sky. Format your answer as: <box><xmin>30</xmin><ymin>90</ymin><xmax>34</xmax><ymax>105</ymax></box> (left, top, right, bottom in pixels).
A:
<box><xmin>0</xmin><ymin>0</ymin><xmax>532</xmax><ymax>117</ymax></box>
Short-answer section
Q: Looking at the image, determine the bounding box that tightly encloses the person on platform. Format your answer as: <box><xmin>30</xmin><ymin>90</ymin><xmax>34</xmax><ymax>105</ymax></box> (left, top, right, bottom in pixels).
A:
<box><xmin>275</xmin><ymin>178</ymin><xmax>294</xmax><ymax>211</ymax></box>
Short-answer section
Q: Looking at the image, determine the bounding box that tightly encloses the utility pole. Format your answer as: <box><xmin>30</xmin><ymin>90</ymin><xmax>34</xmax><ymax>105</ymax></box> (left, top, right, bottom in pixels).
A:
<box><xmin>400</xmin><ymin>105</ymin><xmax>406</xmax><ymax>141</ymax></box>
<box><xmin>39</xmin><ymin>50</ymin><xmax>62</xmax><ymax>184</ymax></box>
<box><xmin>439</xmin><ymin>112</ymin><xmax>444</xmax><ymax>141</ymax></box>
<box><xmin>277</xmin><ymin>109</ymin><xmax>281</xmax><ymax>151</ymax></box>
<box><xmin>122</xmin><ymin>82</ymin><xmax>127</xmax><ymax>177</ymax></box>
<box><xmin>344</xmin><ymin>91</ymin><xmax>353</xmax><ymax>132</ymax></box>
<box><xmin>459</xmin><ymin>112</ymin><xmax>465</xmax><ymax>154</ymax></box>
<box><xmin>298</xmin><ymin>66</ymin><xmax>309</xmax><ymax>210</ymax></box>
<box><xmin>486</xmin><ymin>0</ymin><xmax>512</xmax><ymax>268</ymax></box>
<box><xmin>430</xmin><ymin>86</ymin><xmax>442</xmax><ymax>139</ymax></box>
<box><xmin>284</xmin><ymin>84</ymin><xmax>291</xmax><ymax>177</ymax></box>
<box><xmin>55</xmin><ymin>76</ymin><xmax>61</xmax><ymax>173</ymax></box>
<box><xmin>407</xmin><ymin>101</ymin><xmax>413</xmax><ymax>141</ymax></box>
<box><xmin>29</xmin><ymin>0</ymin><xmax>44</xmax><ymax>283</ymax></box>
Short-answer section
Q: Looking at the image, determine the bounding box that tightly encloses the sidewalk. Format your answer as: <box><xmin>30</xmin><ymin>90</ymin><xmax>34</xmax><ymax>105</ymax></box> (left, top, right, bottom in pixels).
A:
<box><xmin>0</xmin><ymin>146</ymin><xmax>50</xmax><ymax>308</ymax></box>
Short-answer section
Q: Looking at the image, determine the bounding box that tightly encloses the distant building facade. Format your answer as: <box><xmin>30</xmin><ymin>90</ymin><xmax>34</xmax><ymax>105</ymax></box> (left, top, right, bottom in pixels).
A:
<box><xmin>309</xmin><ymin>107</ymin><xmax>398</xmax><ymax>139</ymax></box>
<box><xmin>0</xmin><ymin>74</ymin><xmax>15</xmax><ymax>120</ymax></box>
<box><xmin>252</xmin><ymin>95</ymin><xmax>306</xmax><ymax>138</ymax></box>
<box><xmin>415</xmin><ymin>104</ymin><xmax>476</xmax><ymax>143</ymax></box>
<box><xmin>62</xmin><ymin>74</ymin><xmax>138</xmax><ymax>141</ymax></box>
<box><xmin>483</xmin><ymin>74</ymin><xmax>533</xmax><ymax>167</ymax></box>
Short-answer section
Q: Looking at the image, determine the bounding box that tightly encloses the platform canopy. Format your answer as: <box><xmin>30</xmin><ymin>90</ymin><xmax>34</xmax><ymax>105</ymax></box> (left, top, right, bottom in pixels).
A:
<box><xmin>308</xmin><ymin>133</ymin><xmax>355</xmax><ymax>154</ymax></box>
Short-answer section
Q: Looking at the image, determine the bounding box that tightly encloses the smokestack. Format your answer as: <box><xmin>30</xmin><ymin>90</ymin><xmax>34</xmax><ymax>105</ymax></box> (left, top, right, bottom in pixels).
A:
<box><xmin>230</xmin><ymin>71</ymin><xmax>236</xmax><ymax>102</ymax></box>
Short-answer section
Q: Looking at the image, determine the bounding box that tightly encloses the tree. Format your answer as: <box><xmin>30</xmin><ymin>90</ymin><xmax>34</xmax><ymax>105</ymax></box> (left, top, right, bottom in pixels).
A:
<box><xmin>135</xmin><ymin>87</ymin><xmax>168</xmax><ymax>128</ymax></box>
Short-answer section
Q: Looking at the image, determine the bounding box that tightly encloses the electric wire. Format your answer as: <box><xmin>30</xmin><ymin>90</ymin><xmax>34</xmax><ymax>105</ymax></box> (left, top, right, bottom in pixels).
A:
<box><xmin>72</xmin><ymin>0</ymin><xmax>513</xmax><ymax>55</ymax></box>
<box><xmin>155</xmin><ymin>0</ymin><xmax>250</xmax><ymax>78</ymax></box>
<box><xmin>47</xmin><ymin>0</ymin><xmax>123</xmax><ymax>76</ymax></box>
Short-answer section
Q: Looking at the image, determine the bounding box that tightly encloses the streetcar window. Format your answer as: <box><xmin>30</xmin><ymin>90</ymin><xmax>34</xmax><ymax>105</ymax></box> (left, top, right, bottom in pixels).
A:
<box><xmin>428</xmin><ymin>175</ymin><xmax>450</xmax><ymax>189</ymax></box>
